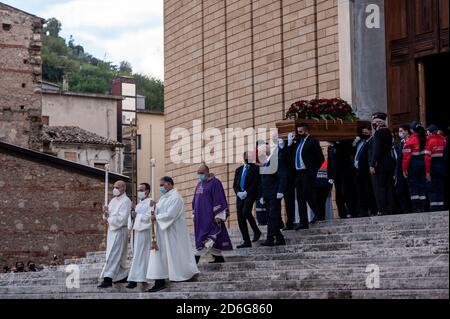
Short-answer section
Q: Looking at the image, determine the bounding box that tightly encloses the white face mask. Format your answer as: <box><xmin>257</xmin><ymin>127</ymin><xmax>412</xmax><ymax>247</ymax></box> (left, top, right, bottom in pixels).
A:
<box><xmin>112</xmin><ymin>188</ymin><xmax>121</xmax><ymax>197</ymax></box>
<box><xmin>137</xmin><ymin>191</ymin><xmax>147</xmax><ymax>200</ymax></box>
<box><xmin>399</xmin><ymin>132</ymin><xmax>407</xmax><ymax>140</ymax></box>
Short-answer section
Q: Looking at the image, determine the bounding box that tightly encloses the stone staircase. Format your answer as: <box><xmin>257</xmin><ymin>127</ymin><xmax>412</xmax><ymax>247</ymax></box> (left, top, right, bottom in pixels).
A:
<box><xmin>0</xmin><ymin>211</ymin><xmax>448</xmax><ymax>299</ymax></box>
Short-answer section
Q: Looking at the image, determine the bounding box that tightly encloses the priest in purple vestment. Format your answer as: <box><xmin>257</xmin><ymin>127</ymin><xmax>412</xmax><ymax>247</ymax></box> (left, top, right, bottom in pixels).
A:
<box><xmin>193</xmin><ymin>164</ymin><xmax>233</xmax><ymax>264</ymax></box>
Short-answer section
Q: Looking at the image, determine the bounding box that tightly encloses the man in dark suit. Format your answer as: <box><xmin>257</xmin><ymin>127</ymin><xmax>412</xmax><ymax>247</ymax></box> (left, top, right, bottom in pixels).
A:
<box><xmin>353</xmin><ymin>125</ymin><xmax>377</xmax><ymax>217</ymax></box>
<box><xmin>328</xmin><ymin>140</ymin><xmax>357</xmax><ymax>218</ymax></box>
<box><xmin>233</xmin><ymin>152</ymin><xmax>262</xmax><ymax>248</ymax></box>
<box><xmin>288</xmin><ymin>123</ymin><xmax>325</xmax><ymax>230</ymax></box>
<box><xmin>369</xmin><ymin>112</ymin><xmax>396</xmax><ymax>215</ymax></box>
<box><xmin>259</xmin><ymin>142</ymin><xmax>287</xmax><ymax>246</ymax></box>
<box><xmin>282</xmin><ymin>135</ymin><xmax>297</xmax><ymax>230</ymax></box>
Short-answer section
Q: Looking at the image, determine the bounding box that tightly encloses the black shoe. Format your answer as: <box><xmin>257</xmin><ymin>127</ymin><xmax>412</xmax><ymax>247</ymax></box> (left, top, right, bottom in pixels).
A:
<box><xmin>195</xmin><ymin>255</ymin><xmax>200</xmax><ymax>264</ymax></box>
<box><xmin>148</xmin><ymin>280</ymin><xmax>166</xmax><ymax>293</ymax></box>
<box><xmin>113</xmin><ymin>277</ymin><xmax>128</xmax><ymax>284</ymax></box>
<box><xmin>98</xmin><ymin>277</ymin><xmax>112</xmax><ymax>288</ymax></box>
<box><xmin>261</xmin><ymin>241</ymin><xmax>275</xmax><ymax>247</ymax></box>
<box><xmin>126</xmin><ymin>281</ymin><xmax>137</xmax><ymax>289</ymax></box>
<box><xmin>209</xmin><ymin>255</ymin><xmax>225</xmax><ymax>264</ymax></box>
<box><xmin>252</xmin><ymin>232</ymin><xmax>262</xmax><ymax>242</ymax></box>
<box><xmin>237</xmin><ymin>243</ymin><xmax>252</xmax><ymax>249</ymax></box>
<box><xmin>295</xmin><ymin>224</ymin><xmax>309</xmax><ymax>231</ymax></box>
<box><xmin>275</xmin><ymin>239</ymin><xmax>286</xmax><ymax>246</ymax></box>
<box><xmin>310</xmin><ymin>216</ymin><xmax>318</xmax><ymax>224</ymax></box>
<box><xmin>283</xmin><ymin>225</ymin><xmax>294</xmax><ymax>231</ymax></box>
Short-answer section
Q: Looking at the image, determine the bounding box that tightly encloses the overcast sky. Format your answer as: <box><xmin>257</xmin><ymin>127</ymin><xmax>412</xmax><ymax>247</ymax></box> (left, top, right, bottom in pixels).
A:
<box><xmin>3</xmin><ymin>0</ymin><xmax>164</xmax><ymax>80</ymax></box>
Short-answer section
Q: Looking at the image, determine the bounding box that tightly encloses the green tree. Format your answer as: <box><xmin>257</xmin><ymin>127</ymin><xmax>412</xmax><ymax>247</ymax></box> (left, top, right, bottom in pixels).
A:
<box><xmin>44</xmin><ymin>18</ymin><xmax>62</xmax><ymax>37</ymax></box>
<box><xmin>41</xmin><ymin>18</ymin><xmax>164</xmax><ymax>111</ymax></box>
<box><xmin>134</xmin><ymin>73</ymin><xmax>164</xmax><ymax>112</ymax></box>
<box><xmin>119</xmin><ymin>61</ymin><xmax>133</xmax><ymax>75</ymax></box>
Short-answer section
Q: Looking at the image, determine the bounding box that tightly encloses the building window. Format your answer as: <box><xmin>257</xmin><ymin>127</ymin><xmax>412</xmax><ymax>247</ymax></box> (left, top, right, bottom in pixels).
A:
<box><xmin>64</xmin><ymin>152</ymin><xmax>78</xmax><ymax>162</ymax></box>
<box><xmin>2</xmin><ymin>24</ymin><xmax>12</xmax><ymax>31</ymax></box>
<box><xmin>94</xmin><ymin>163</ymin><xmax>106</xmax><ymax>170</ymax></box>
<box><xmin>42</xmin><ymin>116</ymin><xmax>49</xmax><ymax>125</ymax></box>
<box><xmin>137</xmin><ymin>134</ymin><xmax>142</xmax><ymax>150</ymax></box>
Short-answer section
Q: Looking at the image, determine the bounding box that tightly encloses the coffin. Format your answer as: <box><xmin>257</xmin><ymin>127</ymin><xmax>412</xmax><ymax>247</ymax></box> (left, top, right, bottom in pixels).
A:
<box><xmin>276</xmin><ymin>119</ymin><xmax>371</xmax><ymax>141</ymax></box>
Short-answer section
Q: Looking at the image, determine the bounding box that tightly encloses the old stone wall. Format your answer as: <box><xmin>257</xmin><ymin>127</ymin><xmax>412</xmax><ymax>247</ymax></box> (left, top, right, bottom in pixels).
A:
<box><xmin>0</xmin><ymin>4</ymin><xmax>44</xmax><ymax>150</ymax></box>
<box><xmin>0</xmin><ymin>148</ymin><xmax>117</xmax><ymax>267</ymax></box>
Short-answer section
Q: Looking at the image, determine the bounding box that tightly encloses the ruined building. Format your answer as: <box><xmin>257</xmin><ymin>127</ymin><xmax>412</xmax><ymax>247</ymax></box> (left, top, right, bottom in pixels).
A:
<box><xmin>0</xmin><ymin>3</ymin><xmax>44</xmax><ymax>150</ymax></box>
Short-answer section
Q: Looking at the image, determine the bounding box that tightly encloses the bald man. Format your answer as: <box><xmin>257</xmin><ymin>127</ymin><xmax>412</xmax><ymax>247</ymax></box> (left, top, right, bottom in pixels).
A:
<box><xmin>193</xmin><ymin>164</ymin><xmax>233</xmax><ymax>263</ymax></box>
<box><xmin>98</xmin><ymin>180</ymin><xmax>132</xmax><ymax>288</ymax></box>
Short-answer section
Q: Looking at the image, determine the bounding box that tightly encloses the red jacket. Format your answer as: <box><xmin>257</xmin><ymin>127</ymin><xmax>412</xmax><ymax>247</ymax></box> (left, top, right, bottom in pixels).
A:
<box><xmin>425</xmin><ymin>134</ymin><xmax>446</xmax><ymax>174</ymax></box>
<box><xmin>402</xmin><ymin>133</ymin><xmax>426</xmax><ymax>173</ymax></box>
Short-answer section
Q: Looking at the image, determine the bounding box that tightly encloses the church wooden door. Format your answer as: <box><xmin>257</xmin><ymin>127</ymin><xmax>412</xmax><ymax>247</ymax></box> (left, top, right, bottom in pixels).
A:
<box><xmin>385</xmin><ymin>0</ymin><xmax>449</xmax><ymax>127</ymax></box>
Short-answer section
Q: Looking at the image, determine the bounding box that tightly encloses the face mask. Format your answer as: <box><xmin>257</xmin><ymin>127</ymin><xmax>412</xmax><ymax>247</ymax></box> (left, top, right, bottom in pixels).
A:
<box><xmin>112</xmin><ymin>188</ymin><xmax>121</xmax><ymax>197</ymax></box>
<box><xmin>399</xmin><ymin>132</ymin><xmax>407</xmax><ymax>140</ymax></box>
<box><xmin>278</xmin><ymin>139</ymin><xmax>285</xmax><ymax>149</ymax></box>
<box><xmin>198</xmin><ymin>174</ymin><xmax>206</xmax><ymax>182</ymax></box>
<box><xmin>160</xmin><ymin>187</ymin><xmax>167</xmax><ymax>194</ymax></box>
<box><xmin>137</xmin><ymin>191</ymin><xmax>147</xmax><ymax>200</ymax></box>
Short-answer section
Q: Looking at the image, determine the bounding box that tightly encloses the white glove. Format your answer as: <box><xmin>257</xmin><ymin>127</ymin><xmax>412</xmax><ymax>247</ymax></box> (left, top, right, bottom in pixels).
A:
<box><xmin>277</xmin><ymin>193</ymin><xmax>284</xmax><ymax>199</ymax></box>
<box><xmin>352</xmin><ymin>136</ymin><xmax>361</xmax><ymax>147</ymax></box>
<box><xmin>237</xmin><ymin>192</ymin><xmax>248</xmax><ymax>200</ymax></box>
<box><xmin>259</xmin><ymin>198</ymin><xmax>265</xmax><ymax>205</ymax></box>
<box><xmin>288</xmin><ymin>133</ymin><xmax>295</xmax><ymax>146</ymax></box>
<box><xmin>328</xmin><ymin>179</ymin><xmax>334</xmax><ymax>185</ymax></box>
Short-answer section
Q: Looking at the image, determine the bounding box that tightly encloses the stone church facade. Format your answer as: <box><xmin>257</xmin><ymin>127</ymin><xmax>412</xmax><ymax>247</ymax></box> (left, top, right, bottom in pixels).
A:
<box><xmin>164</xmin><ymin>0</ymin><xmax>448</xmax><ymax>228</ymax></box>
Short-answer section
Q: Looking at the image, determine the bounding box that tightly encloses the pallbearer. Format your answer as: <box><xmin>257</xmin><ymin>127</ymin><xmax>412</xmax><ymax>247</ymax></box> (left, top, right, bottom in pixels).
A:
<box><xmin>98</xmin><ymin>180</ymin><xmax>132</xmax><ymax>288</ymax></box>
<box><xmin>126</xmin><ymin>183</ymin><xmax>154</xmax><ymax>289</ymax></box>
<box><xmin>193</xmin><ymin>164</ymin><xmax>233</xmax><ymax>264</ymax></box>
<box><xmin>146</xmin><ymin>177</ymin><xmax>199</xmax><ymax>292</ymax></box>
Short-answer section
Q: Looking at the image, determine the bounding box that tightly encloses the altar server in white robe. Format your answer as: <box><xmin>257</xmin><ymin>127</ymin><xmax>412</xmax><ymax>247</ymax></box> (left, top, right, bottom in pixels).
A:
<box><xmin>126</xmin><ymin>183</ymin><xmax>155</xmax><ymax>289</ymax></box>
<box><xmin>147</xmin><ymin>176</ymin><xmax>199</xmax><ymax>293</ymax></box>
<box><xmin>98</xmin><ymin>180</ymin><xmax>132</xmax><ymax>288</ymax></box>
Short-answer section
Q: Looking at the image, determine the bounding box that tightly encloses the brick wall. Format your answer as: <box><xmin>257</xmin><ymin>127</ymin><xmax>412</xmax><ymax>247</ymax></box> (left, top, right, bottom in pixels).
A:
<box><xmin>0</xmin><ymin>148</ymin><xmax>119</xmax><ymax>267</ymax></box>
<box><xmin>0</xmin><ymin>4</ymin><xmax>44</xmax><ymax>151</ymax></box>
<box><xmin>164</xmin><ymin>0</ymin><xmax>340</xmax><ymax>229</ymax></box>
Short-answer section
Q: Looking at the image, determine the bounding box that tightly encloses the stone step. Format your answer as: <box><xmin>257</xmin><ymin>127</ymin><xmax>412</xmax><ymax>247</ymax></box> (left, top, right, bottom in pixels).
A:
<box><xmin>63</xmin><ymin>244</ymin><xmax>449</xmax><ymax>274</ymax></box>
<box><xmin>71</xmin><ymin>235</ymin><xmax>449</xmax><ymax>266</ymax></box>
<box><xmin>0</xmin><ymin>212</ymin><xmax>446</xmax><ymax>299</ymax></box>
<box><xmin>1</xmin><ymin>289</ymin><xmax>448</xmax><ymax>299</ymax></box>
<box><xmin>2</xmin><ymin>245</ymin><xmax>447</xmax><ymax>285</ymax></box>
<box><xmin>83</xmin><ymin>212</ymin><xmax>449</xmax><ymax>259</ymax></box>
<box><xmin>1</xmin><ymin>265</ymin><xmax>447</xmax><ymax>287</ymax></box>
<box><xmin>11</xmin><ymin>253</ymin><xmax>449</xmax><ymax>281</ymax></box>
<box><xmin>0</xmin><ymin>277</ymin><xmax>447</xmax><ymax>295</ymax></box>
<box><xmin>224</xmin><ymin>211</ymin><xmax>449</xmax><ymax>234</ymax></box>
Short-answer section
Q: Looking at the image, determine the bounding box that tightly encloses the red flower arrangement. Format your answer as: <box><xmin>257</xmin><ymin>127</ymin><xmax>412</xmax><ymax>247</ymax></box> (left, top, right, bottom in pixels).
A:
<box><xmin>285</xmin><ymin>98</ymin><xmax>358</xmax><ymax>121</ymax></box>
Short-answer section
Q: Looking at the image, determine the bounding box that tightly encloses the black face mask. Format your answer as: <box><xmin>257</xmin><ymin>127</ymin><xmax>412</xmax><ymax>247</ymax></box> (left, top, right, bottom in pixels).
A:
<box><xmin>361</xmin><ymin>135</ymin><xmax>371</xmax><ymax>140</ymax></box>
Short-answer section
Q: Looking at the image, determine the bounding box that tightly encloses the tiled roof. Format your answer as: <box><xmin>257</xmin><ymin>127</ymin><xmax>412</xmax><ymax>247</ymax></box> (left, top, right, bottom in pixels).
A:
<box><xmin>42</xmin><ymin>126</ymin><xmax>123</xmax><ymax>147</ymax></box>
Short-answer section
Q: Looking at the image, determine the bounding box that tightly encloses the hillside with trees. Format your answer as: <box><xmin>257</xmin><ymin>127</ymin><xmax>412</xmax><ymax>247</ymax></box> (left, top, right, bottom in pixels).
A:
<box><xmin>42</xmin><ymin>18</ymin><xmax>164</xmax><ymax>112</ymax></box>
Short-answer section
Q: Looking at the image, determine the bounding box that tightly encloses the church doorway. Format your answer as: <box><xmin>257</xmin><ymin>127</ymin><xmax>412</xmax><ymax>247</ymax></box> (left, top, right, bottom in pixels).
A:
<box><xmin>418</xmin><ymin>52</ymin><xmax>450</xmax><ymax>133</ymax></box>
